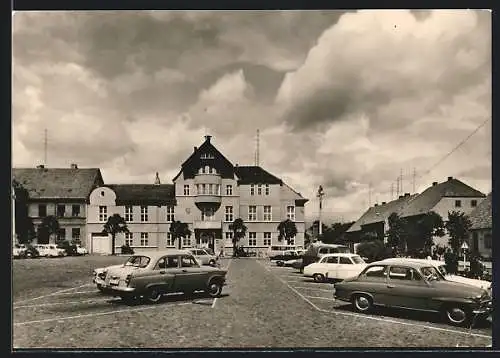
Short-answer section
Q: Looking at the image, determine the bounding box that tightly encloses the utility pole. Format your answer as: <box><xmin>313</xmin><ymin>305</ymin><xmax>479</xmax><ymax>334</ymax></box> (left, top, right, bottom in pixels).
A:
<box><xmin>44</xmin><ymin>129</ymin><xmax>48</xmax><ymax>166</ymax></box>
<box><xmin>412</xmin><ymin>167</ymin><xmax>416</xmax><ymax>193</ymax></box>
<box><xmin>390</xmin><ymin>183</ymin><xmax>394</xmax><ymax>201</ymax></box>
<box><xmin>317</xmin><ymin>186</ymin><xmax>325</xmax><ymax>241</ymax></box>
<box><xmin>368</xmin><ymin>183</ymin><xmax>372</xmax><ymax>207</ymax></box>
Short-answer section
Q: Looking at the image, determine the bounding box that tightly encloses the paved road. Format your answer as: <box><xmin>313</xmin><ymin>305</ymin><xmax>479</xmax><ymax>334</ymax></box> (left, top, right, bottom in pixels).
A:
<box><xmin>13</xmin><ymin>258</ymin><xmax>492</xmax><ymax>348</ymax></box>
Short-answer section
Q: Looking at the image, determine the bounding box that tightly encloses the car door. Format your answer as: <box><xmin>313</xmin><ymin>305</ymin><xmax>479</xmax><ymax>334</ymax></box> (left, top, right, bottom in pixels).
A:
<box><xmin>385</xmin><ymin>265</ymin><xmax>430</xmax><ymax>310</ymax></box>
<box><xmin>355</xmin><ymin>265</ymin><xmax>391</xmax><ymax>305</ymax></box>
<box><xmin>149</xmin><ymin>256</ymin><xmax>177</xmax><ymax>292</ymax></box>
<box><xmin>336</xmin><ymin>256</ymin><xmax>355</xmax><ymax>280</ymax></box>
<box><xmin>324</xmin><ymin>256</ymin><xmax>339</xmax><ymax>279</ymax></box>
<box><xmin>173</xmin><ymin>255</ymin><xmax>207</xmax><ymax>292</ymax></box>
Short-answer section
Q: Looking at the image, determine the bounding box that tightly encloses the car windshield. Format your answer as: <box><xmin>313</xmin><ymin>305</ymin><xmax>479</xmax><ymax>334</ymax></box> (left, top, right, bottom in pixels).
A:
<box><xmin>351</xmin><ymin>255</ymin><xmax>365</xmax><ymax>264</ymax></box>
<box><xmin>420</xmin><ymin>266</ymin><xmax>443</xmax><ymax>281</ymax></box>
<box><xmin>436</xmin><ymin>264</ymin><xmax>448</xmax><ymax>276</ymax></box>
<box><xmin>124</xmin><ymin>255</ymin><xmax>151</xmax><ymax>268</ymax></box>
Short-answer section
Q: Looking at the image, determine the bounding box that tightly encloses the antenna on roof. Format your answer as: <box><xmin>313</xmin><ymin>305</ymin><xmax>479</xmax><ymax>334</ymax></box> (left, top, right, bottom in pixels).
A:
<box><xmin>254</xmin><ymin>129</ymin><xmax>260</xmax><ymax>167</ymax></box>
<box><xmin>412</xmin><ymin>167</ymin><xmax>416</xmax><ymax>193</ymax></box>
<box><xmin>390</xmin><ymin>183</ymin><xmax>394</xmax><ymax>201</ymax></box>
<box><xmin>400</xmin><ymin>168</ymin><xmax>403</xmax><ymax>194</ymax></box>
<box><xmin>44</xmin><ymin>128</ymin><xmax>48</xmax><ymax>166</ymax></box>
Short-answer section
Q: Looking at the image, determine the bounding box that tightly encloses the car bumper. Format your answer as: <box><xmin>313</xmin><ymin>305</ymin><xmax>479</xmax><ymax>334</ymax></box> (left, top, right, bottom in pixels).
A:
<box><xmin>473</xmin><ymin>300</ymin><xmax>493</xmax><ymax>315</ymax></box>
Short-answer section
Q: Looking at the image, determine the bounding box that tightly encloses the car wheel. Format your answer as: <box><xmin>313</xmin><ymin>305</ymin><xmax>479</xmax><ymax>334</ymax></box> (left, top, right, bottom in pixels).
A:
<box><xmin>352</xmin><ymin>294</ymin><xmax>373</xmax><ymax>313</ymax></box>
<box><xmin>96</xmin><ymin>284</ymin><xmax>104</xmax><ymax>292</ymax></box>
<box><xmin>313</xmin><ymin>273</ymin><xmax>326</xmax><ymax>283</ymax></box>
<box><xmin>300</xmin><ymin>267</ymin><xmax>304</xmax><ymax>274</ymax></box>
<box><xmin>146</xmin><ymin>287</ymin><xmax>162</xmax><ymax>304</ymax></box>
<box><xmin>26</xmin><ymin>252</ymin><xmax>32</xmax><ymax>259</ymax></box>
<box><xmin>277</xmin><ymin>261</ymin><xmax>284</xmax><ymax>267</ymax></box>
<box><xmin>206</xmin><ymin>280</ymin><xmax>223</xmax><ymax>298</ymax></box>
<box><xmin>443</xmin><ymin>305</ymin><xmax>471</xmax><ymax>326</ymax></box>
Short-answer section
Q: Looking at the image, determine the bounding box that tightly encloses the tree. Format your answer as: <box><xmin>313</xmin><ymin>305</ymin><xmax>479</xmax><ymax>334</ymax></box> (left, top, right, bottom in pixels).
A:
<box><xmin>409</xmin><ymin>211</ymin><xmax>445</xmax><ymax>254</ymax></box>
<box><xmin>307</xmin><ymin>220</ymin><xmax>329</xmax><ymax>242</ymax></box>
<box><xmin>277</xmin><ymin>219</ymin><xmax>298</xmax><ymax>245</ymax></box>
<box><xmin>229</xmin><ymin>218</ymin><xmax>247</xmax><ymax>257</ymax></box>
<box><xmin>12</xmin><ymin>180</ymin><xmax>36</xmax><ymax>244</ymax></box>
<box><xmin>386</xmin><ymin>212</ymin><xmax>409</xmax><ymax>254</ymax></box>
<box><xmin>445</xmin><ymin>211</ymin><xmax>472</xmax><ymax>254</ymax></box>
<box><xmin>327</xmin><ymin>221</ymin><xmax>356</xmax><ymax>244</ymax></box>
<box><xmin>169</xmin><ymin>220</ymin><xmax>192</xmax><ymax>250</ymax></box>
<box><xmin>356</xmin><ymin>240</ymin><xmax>392</xmax><ymax>262</ymax></box>
<box><xmin>102</xmin><ymin>214</ymin><xmax>129</xmax><ymax>255</ymax></box>
<box><xmin>39</xmin><ymin>215</ymin><xmax>61</xmax><ymax>244</ymax></box>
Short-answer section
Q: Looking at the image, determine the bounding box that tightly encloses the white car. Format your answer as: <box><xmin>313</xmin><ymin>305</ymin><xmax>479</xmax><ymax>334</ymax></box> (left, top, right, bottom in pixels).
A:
<box><xmin>76</xmin><ymin>244</ymin><xmax>88</xmax><ymax>255</ymax></box>
<box><xmin>13</xmin><ymin>244</ymin><xmax>27</xmax><ymax>258</ymax></box>
<box><xmin>188</xmin><ymin>248</ymin><xmax>218</xmax><ymax>266</ymax></box>
<box><xmin>93</xmin><ymin>264</ymin><xmax>124</xmax><ymax>291</ymax></box>
<box><xmin>381</xmin><ymin>258</ymin><xmax>492</xmax><ymax>294</ymax></box>
<box><xmin>303</xmin><ymin>253</ymin><xmax>367</xmax><ymax>283</ymax></box>
<box><xmin>36</xmin><ymin>244</ymin><xmax>66</xmax><ymax>258</ymax></box>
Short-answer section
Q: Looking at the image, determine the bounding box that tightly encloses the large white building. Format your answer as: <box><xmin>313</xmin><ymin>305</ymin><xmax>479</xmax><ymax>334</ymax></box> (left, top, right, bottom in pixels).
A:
<box><xmin>86</xmin><ymin>135</ymin><xmax>308</xmax><ymax>255</ymax></box>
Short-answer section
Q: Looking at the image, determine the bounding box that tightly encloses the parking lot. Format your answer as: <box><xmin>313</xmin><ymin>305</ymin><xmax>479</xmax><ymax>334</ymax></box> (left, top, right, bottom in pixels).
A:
<box><xmin>13</xmin><ymin>256</ymin><xmax>492</xmax><ymax>348</ymax></box>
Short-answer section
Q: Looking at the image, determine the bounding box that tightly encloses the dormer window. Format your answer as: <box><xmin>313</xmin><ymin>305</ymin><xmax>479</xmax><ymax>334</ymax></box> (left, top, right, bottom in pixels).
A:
<box><xmin>200</xmin><ymin>153</ymin><xmax>214</xmax><ymax>159</ymax></box>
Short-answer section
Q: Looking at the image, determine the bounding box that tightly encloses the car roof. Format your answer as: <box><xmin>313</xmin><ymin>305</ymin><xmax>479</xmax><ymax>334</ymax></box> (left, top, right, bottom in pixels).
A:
<box><xmin>371</xmin><ymin>258</ymin><xmax>438</xmax><ymax>269</ymax></box>
<box><xmin>134</xmin><ymin>249</ymin><xmax>193</xmax><ymax>261</ymax></box>
<box><xmin>381</xmin><ymin>258</ymin><xmax>444</xmax><ymax>267</ymax></box>
<box><xmin>321</xmin><ymin>253</ymin><xmax>359</xmax><ymax>258</ymax></box>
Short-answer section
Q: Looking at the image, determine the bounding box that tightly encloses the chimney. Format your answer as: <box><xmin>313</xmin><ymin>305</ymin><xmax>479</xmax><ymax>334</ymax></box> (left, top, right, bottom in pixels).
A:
<box><xmin>374</xmin><ymin>203</ymin><xmax>378</xmax><ymax>207</ymax></box>
<box><xmin>404</xmin><ymin>193</ymin><xmax>410</xmax><ymax>197</ymax></box>
<box><xmin>36</xmin><ymin>165</ymin><xmax>45</xmax><ymax>169</ymax></box>
<box><xmin>194</xmin><ymin>146</ymin><xmax>197</xmax><ymax>152</ymax></box>
<box><xmin>382</xmin><ymin>201</ymin><xmax>386</xmax><ymax>205</ymax></box>
<box><xmin>447</xmin><ymin>176</ymin><xmax>453</xmax><ymax>181</ymax></box>
<box><xmin>399</xmin><ymin>195</ymin><xmax>403</xmax><ymax>199</ymax></box>
<box><xmin>204</xmin><ymin>135</ymin><xmax>212</xmax><ymax>143</ymax></box>
<box><xmin>432</xmin><ymin>181</ymin><xmax>438</xmax><ymax>186</ymax></box>
<box><xmin>70</xmin><ymin>163</ymin><xmax>78</xmax><ymax>169</ymax></box>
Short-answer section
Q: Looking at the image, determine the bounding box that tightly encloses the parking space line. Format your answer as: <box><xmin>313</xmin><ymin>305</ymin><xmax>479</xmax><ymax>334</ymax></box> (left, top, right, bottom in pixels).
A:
<box><xmin>13</xmin><ymin>283</ymin><xmax>95</xmax><ymax>305</ymax></box>
<box><xmin>256</xmin><ymin>260</ymin><xmax>492</xmax><ymax>340</ymax></box>
<box><xmin>292</xmin><ymin>286</ymin><xmax>332</xmax><ymax>292</ymax></box>
<box><xmin>14</xmin><ymin>302</ymin><xmax>192</xmax><ymax>326</ymax></box>
<box><xmin>305</xmin><ymin>296</ymin><xmax>336</xmax><ymax>301</ymax></box>
<box><xmin>212</xmin><ymin>258</ymin><xmax>233</xmax><ymax>309</ymax></box>
<box><xmin>14</xmin><ymin>298</ymin><xmax>114</xmax><ymax>309</ymax></box>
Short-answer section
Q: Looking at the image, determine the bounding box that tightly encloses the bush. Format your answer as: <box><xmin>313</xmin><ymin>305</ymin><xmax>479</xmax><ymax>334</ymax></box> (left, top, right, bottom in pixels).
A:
<box><xmin>356</xmin><ymin>240</ymin><xmax>392</xmax><ymax>262</ymax></box>
<box><xmin>121</xmin><ymin>244</ymin><xmax>134</xmax><ymax>255</ymax></box>
<box><xmin>444</xmin><ymin>251</ymin><xmax>459</xmax><ymax>275</ymax></box>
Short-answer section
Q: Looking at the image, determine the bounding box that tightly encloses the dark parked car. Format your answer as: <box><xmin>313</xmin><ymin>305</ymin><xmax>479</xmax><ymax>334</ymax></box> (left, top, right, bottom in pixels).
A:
<box><xmin>333</xmin><ymin>258</ymin><xmax>492</xmax><ymax>326</ymax></box>
<box><xmin>273</xmin><ymin>250</ymin><xmax>303</xmax><ymax>266</ymax></box>
<box><xmin>300</xmin><ymin>243</ymin><xmax>351</xmax><ymax>272</ymax></box>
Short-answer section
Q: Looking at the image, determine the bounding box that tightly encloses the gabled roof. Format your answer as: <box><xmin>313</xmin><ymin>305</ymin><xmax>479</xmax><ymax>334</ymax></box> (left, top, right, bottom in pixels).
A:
<box><xmin>346</xmin><ymin>194</ymin><xmax>417</xmax><ymax>233</ymax></box>
<box><xmin>234</xmin><ymin>166</ymin><xmax>283</xmax><ymax>185</ymax></box>
<box><xmin>12</xmin><ymin>167</ymin><xmax>103</xmax><ymax>200</ymax></box>
<box><xmin>105</xmin><ymin>184</ymin><xmax>176</xmax><ymax>206</ymax></box>
<box><xmin>469</xmin><ymin>192</ymin><xmax>492</xmax><ymax>230</ymax></box>
<box><xmin>398</xmin><ymin>177</ymin><xmax>485</xmax><ymax>218</ymax></box>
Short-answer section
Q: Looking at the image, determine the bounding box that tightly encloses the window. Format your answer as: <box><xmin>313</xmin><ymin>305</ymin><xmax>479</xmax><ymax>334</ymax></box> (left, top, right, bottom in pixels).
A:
<box><xmin>99</xmin><ymin>206</ymin><xmax>108</xmax><ymax>222</ymax></box>
<box><xmin>248</xmin><ymin>206</ymin><xmax>257</xmax><ymax>221</ymax></box>
<box><xmin>125</xmin><ymin>206</ymin><xmax>133</xmax><ymax>222</ymax></box>
<box><xmin>38</xmin><ymin>204</ymin><xmax>47</xmax><ymax>217</ymax></box>
<box><xmin>319</xmin><ymin>247</ymin><xmax>329</xmax><ymax>254</ymax></box>
<box><xmin>72</xmin><ymin>205</ymin><xmax>80</xmax><ymax>217</ymax></box>
<box><xmin>257</xmin><ymin>184</ymin><xmax>262</xmax><ymax>195</ymax></box>
<box><xmin>57</xmin><ymin>204</ymin><xmax>65</xmax><ymax>217</ymax></box>
<box><xmin>141</xmin><ymin>206</ymin><xmax>148</xmax><ymax>222</ymax></box>
<box><xmin>225</xmin><ymin>206</ymin><xmax>233</xmax><ymax>222</ymax></box>
<box><xmin>264</xmin><ymin>232</ymin><xmax>271</xmax><ymax>246</ymax></box>
<box><xmin>166</xmin><ymin>233</ymin><xmax>174</xmax><ymax>247</ymax></box>
<box><xmin>250</xmin><ymin>184</ymin><xmax>255</xmax><ymax>196</ymax></box>
<box><xmin>182</xmin><ymin>237</ymin><xmax>191</xmax><ymax>246</ymax></box>
<box><xmin>389</xmin><ymin>266</ymin><xmax>422</xmax><ymax>281</ymax></box>
<box><xmin>471</xmin><ymin>200</ymin><xmax>478</xmax><ymax>207</ymax></box>
<box><xmin>287</xmin><ymin>206</ymin><xmax>295</xmax><ymax>221</ymax></box>
<box><xmin>226</xmin><ymin>185</ymin><xmax>233</xmax><ymax>195</ymax></box>
<box><xmin>201</xmin><ymin>207</ymin><xmax>215</xmax><ymax>221</ymax></box>
<box><xmin>166</xmin><ymin>206</ymin><xmax>175</xmax><ymax>222</ymax></box>
<box><xmin>165</xmin><ymin>256</ymin><xmax>179</xmax><ymax>268</ymax></box>
<box><xmin>155</xmin><ymin>257</ymin><xmax>167</xmax><ymax>270</ymax></box>
<box><xmin>363</xmin><ymin>265</ymin><xmax>387</xmax><ymax>278</ymax></box>
<box><xmin>248</xmin><ymin>232</ymin><xmax>257</xmax><ymax>246</ymax></box>
<box><xmin>455</xmin><ymin>200</ymin><xmax>462</xmax><ymax>208</ymax></box>
<box><xmin>72</xmin><ymin>228</ymin><xmax>80</xmax><ymax>239</ymax></box>
<box><xmin>201</xmin><ymin>184</ymin><xmax>206</xmax><ymax>194</ymax></box>
<box><xmin>484</xmin><ymin>233</ymin><xmax>492</xmax><ymax>249</ymax></box>
<box><xmin>140</xmin><ymin>233</ymin><xmax>149</xmax><ymax>246</ymax></box>
<box><xmin>265</xmin><ymin>184</ymin><xmax>270</xmax><ymax>196</ymax></box>
<box><xmin>181</xmin><ymin>256</ymin><xmax>198</xmax><ymax>267</ymax></box>
<box><xmin>225</xmin><ymin>232</ymin><xmax>233</xmax><ymax>241</ymax></box>
<box><xmin>339</xmin><ymin>257</ymin><xmax>353</xmax><ymax>265</ymax></box>
<box><xmin>184</xmin><ymin>185</ymin><xmax>190</xmax><ymax>195</ymax></box>
<box><xmin>325</xmin><ymin>256</ymin><xmax>338</xmax><ymax>264</ymax></box>
<box><xmin>125</xmin><ymin>232</ymin><xmax>134</xmax><ymax>246</ymax></box>
<box><xmin>288</xmin><ymin>238</ymin><xmax>295</xmax><ymax>245</ymax></box>
<box><xmin>263</xmin><ymin>206</ymin><xmax>272</xmax><ymax>221</ymax></box>
<box><xmin>58</xmin><ymin>228</ymin><xmax>66</xmax><ymax>240</ymax></box>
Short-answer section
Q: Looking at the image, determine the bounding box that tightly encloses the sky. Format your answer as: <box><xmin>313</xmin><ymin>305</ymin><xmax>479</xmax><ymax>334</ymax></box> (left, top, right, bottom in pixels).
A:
<box><xmin>12</xmin><ymin>10</ymin><xmax>492</xmax><ymax>224</ymax></box>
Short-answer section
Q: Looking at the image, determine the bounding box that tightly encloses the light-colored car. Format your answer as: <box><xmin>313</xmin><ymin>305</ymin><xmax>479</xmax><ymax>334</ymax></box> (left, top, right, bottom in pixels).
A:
<box><xmin>334</xmin><ymin>259</ymin><xmax>492</xmax><ymax>326</ymax></box>
<box><xmin>36</xmin><ymin>244</ymin><xmax>66</xmax><ymax>257</ymax></box>
<box><xmin>304</xmin><ymin>253</ymin><xmax>367</xmax><ymax>282</ymax></box>
<box><xmin>382</xmin><ymin>258</ymin><xmax>492</xmax><ymax>293</ymax></box>
<box><xmin>92</xmin><ymin>249</ymin><xmax>227</xmax><ymax>303</ymax></box>
<box><xmin>76</xmin><ymin>244</ymin><xmax>88</xmax><ymax>256</ymax></box>
<box><xmin>13</xmin><ymin>244</ymin><xmax>27</xmax><ymax>258</ymax></box>
<box><xmin>188</xmin><ymin>248</ymin><xmax>218</xmax><ymax>266</ymax></box>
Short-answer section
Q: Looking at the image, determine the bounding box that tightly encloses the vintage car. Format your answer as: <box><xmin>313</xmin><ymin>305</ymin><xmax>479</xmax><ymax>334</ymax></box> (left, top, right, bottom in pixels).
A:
<box><xmin>381</xmin><ymin>258</ymin><xmax>492</xmax><ymax>294</ymax></box>
<box><xmin>275</xmin><ymin>250</ymin><xmax>304</xmax><ymax>267</ymax></box>
<box><xmin>92</xmin><ymin>250</ymin><xmax>227</xmax><ymax>303</ymax></box>
<box><xmin>13</xmin><ymin>244</ymin><xmax>27</xmax><ymax>259</ymax></box>
<box><xmin>36</xmin><ymin>244</ymin><xmax>66</xmax><ymax>258</ymax></box>
<box><xmin>76</xmin><ymin>244</ymin><xmax>89</xmax><ymax>256</ymax></box>
<box><xmin>303</xmin><ymin>253</ymin><xmax>367</xmax><ymax>282</ymax></box>
<box><xmin>300</xmin><ymin>243</ymin><xmax>351</xmax><ymax>272</ymax></box>
<box><xmin>333</xmin><ymin>259</ymin><xmax>492</xmax><ymax>326</ymax></box>
<box><xmin>188</xmin><ymin>248</ymin><xmax>218</xmax><ymax>266</ymax></box>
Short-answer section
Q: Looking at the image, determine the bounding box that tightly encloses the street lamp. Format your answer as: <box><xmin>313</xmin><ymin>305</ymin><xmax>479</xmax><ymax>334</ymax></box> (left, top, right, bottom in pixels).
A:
<box><xmin>317</xmin><ymin>185</ymin><xmax>325</xmax><ymax>242</ymax></box>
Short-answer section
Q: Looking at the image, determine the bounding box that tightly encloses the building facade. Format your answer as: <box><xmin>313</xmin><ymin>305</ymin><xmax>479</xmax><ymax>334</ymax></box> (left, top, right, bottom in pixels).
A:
<box><xmin>87</xmin><ymin>135</ymin><xmax>308</xmax><ymax>255</ymax></box>
<box><xmin>468</xmin><ymin>192</ymin><xmax>492</xmax><ymax>258</ymax></box>
<box><xmin>12</xmin><ymin>165</ymin><xmax>104</xmax><ymax>245</ymax></box>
